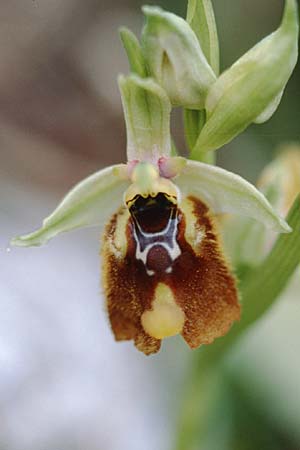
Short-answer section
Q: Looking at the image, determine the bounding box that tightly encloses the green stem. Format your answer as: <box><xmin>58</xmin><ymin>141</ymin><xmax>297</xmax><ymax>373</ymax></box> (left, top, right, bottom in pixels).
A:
<box><xmin>192</xmin><ymin>148</ymin><xmax>216</xmax><ymax>165</ymax></box>
<box><xmin>184</xmin><ymin>109</ymin><xmax>205</xmax><ymax>150</ymax></box>
<box><xmin>184</xmin><ymin>109</ymin><xmax>216</xmax><ymax>164</ymax></box>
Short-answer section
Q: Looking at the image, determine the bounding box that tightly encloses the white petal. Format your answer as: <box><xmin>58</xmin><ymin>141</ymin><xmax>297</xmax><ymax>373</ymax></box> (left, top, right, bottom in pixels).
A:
<box><xmin>11</xmin><ymin>165</ymin><xmax>130</xmax><ymax>247</ymax></box>
<box><xmin>175</xmin><ymin>160</ymin><xmax>291</xmax><ymax>233</ymax></box>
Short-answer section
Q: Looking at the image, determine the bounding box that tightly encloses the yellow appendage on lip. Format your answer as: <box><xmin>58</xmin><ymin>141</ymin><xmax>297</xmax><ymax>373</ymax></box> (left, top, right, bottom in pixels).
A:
<box><xmin>141</xmin><ymin>283</ymin><xmax>185</xmax><ymax>339</ymax></box>
<box><xmin>125</xmin><ymin>162</ymin><xmax>179</xmax><ymax>208</ymax></box>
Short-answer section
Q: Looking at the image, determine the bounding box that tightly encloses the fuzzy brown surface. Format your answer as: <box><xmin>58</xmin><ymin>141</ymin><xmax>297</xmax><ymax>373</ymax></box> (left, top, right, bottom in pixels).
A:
<box><xmin>102</xmin><ymin>196</ymin><xmax>240</xmax><ymax>355</ymax></box>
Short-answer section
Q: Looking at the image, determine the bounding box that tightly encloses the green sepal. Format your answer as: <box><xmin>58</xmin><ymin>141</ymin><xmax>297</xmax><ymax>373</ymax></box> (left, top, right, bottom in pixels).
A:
<box><xmin>192</xmin><ymin>0</ymin><xmax>299</xmax><ymax>156</ymax></box>
<box><xmin>11</xmin><ymin>165</ymin><xmax>129</xmax><ymax>247</ymax></box>
<box><xmin>119</xmin><ymin>27</ymin><xmax>148</xmax><ymax>78</ymax></box>
<box><xmin>119</xmin><ymin>74</ymin><xmax>172</xmax><ymax>162</ymax></box>
<box><xmin>254</xmin><ymin>90</ymin><xmax>284</xmax><ymax>124</ymax></box>
<box><xmin>186</xmin><ymin>0</ymin><xmax>220</xmax><ymax>75</ymax></box>
<box><xmin>142</xmin><ymin>5</ymin><xmax>216</xmax><ymax>109</ymax></box>
<box><xmin>175</xmin><ymin>160</ymin><xmax>291</xmax><ymax>233</ymax></box>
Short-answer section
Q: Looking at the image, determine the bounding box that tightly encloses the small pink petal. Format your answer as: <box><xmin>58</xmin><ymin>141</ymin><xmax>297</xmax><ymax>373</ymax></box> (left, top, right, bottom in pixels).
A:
<box><xmin>158</xmin><ymin>156</ymin><xmax>187</xmax><ymax>179</ymax></box>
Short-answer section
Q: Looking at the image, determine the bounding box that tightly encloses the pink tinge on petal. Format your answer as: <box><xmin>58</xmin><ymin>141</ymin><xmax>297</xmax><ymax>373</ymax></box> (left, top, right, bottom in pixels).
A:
<box><xmin>127</xmin><ymin>160</ymin><xmax>140</xmax><ymax>179</ymax></box>
<box><xmin>158</xmin><ymin>156</ymin><xmax>186</xmax><ymax>179</ymax></box>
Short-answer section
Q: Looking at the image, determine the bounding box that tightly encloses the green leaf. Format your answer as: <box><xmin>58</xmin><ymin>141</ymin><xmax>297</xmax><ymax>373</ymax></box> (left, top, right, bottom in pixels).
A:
<box><xmin>11</xmin><ymin>165</ymin><xmax>129</xmax><ymax>247</ymax></box>
<box><xmin>175</xmin><ymin>160</ymin><xmax>291</xmax><ymax>232</ymax></box>
<box><xmin>118</xmin><ymin>74</ymin><xmax>172</xmax><ymax>161</ymax></box>
<box><xmin>192</xmin><ymin>0</ymin><xmax>299</xmax><ymax>156</ymax></box>
<box><xmin>186</xmin><ymin>0</ymin><xmax>220</xmax><ymax>76</ymax></box>
<box><xmin>119</xmin><ymin>27</ymin><xmax>148</xmax><ymax>77</ymax></box>
<box><xmin>142</xmin><ymin>5</ymin><xmax>216</xmax><ymax>109</ymax></box>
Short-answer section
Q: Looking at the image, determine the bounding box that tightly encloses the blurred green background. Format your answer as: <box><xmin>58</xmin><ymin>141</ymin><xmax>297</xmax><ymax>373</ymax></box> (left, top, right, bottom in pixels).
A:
<box><xmin>1</xmin><ymin>1</ymin><xmax>299</xmax><ymax>449</ymax></box>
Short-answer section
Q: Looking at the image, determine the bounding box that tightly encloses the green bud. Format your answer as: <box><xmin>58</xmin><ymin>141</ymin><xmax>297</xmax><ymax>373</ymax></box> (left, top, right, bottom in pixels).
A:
<box><xmin>119</xmin><ymin>27</ymin><xmax>148</xmax><ymax>78</ymax></box>
<box><xmin>184</xmin><ymin>0</ymin><xmax>219</xmax><ymax>160</ymax></box>
<box><xmin>142</xmin><ymin>5</ymin><xmax>216</xmax><ymax>109</ymax></box>
<box><xmin>254</xmin><ymin>90</ymin><xmax>284</xmax><ymax>124</ymax></box>
<box><xmin>192</xmin><ymin>0</ymin><xmax>299</xmax><ymax>157</ymax></box>
<box><xmin>186</xmin><ymin>0</ymin><xmax>220</xmax><ymax>76</ymax></box>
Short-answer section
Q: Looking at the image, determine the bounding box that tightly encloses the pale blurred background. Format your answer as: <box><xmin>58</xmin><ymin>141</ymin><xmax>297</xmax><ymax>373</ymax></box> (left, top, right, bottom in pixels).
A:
<box><xmin>1</xmin><ymin>0</ymin><xmax>300</xmax><ymax>449</ymax></box>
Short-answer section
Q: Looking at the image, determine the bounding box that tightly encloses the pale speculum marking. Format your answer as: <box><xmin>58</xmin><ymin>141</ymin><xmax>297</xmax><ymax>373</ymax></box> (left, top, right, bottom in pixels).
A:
<box><xmin>129</xmin><ymin>194</ymin><xmax>181</xmax><ymax>276</ymax></box>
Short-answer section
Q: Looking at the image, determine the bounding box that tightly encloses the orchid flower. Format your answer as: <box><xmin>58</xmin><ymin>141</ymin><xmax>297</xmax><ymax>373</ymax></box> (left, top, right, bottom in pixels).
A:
<box><xmin>11</xmin><ymin>74</ymin><xmax>291</xmax><ymax>355</ymax></box>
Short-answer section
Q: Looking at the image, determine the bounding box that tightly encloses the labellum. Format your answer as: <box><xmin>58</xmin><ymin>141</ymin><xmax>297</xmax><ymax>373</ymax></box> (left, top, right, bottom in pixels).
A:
<box><xmin>102</xmin><ymin>164</ymin><xmax>240</xmax><ymax>355</ymax></box>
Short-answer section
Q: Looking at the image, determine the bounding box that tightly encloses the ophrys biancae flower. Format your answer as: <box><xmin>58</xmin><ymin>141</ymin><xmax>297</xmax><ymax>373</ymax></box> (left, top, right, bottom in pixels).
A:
<box><xmin>11</xmin><ymin>75</ymin><xmax>290</xmax><ymax>355</ymax></box>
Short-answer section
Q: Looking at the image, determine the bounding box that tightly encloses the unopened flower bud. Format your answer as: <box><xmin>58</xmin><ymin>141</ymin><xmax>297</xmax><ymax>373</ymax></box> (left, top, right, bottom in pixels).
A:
<box><xmin>142</xmin><ymin>6</ymin><xmax>216</xmax><ymax>109</ymax></box>
<box><xmin>193</xmin><ymin>0</ymin><xmax>299</xmax><ymax>157</ymax></box>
